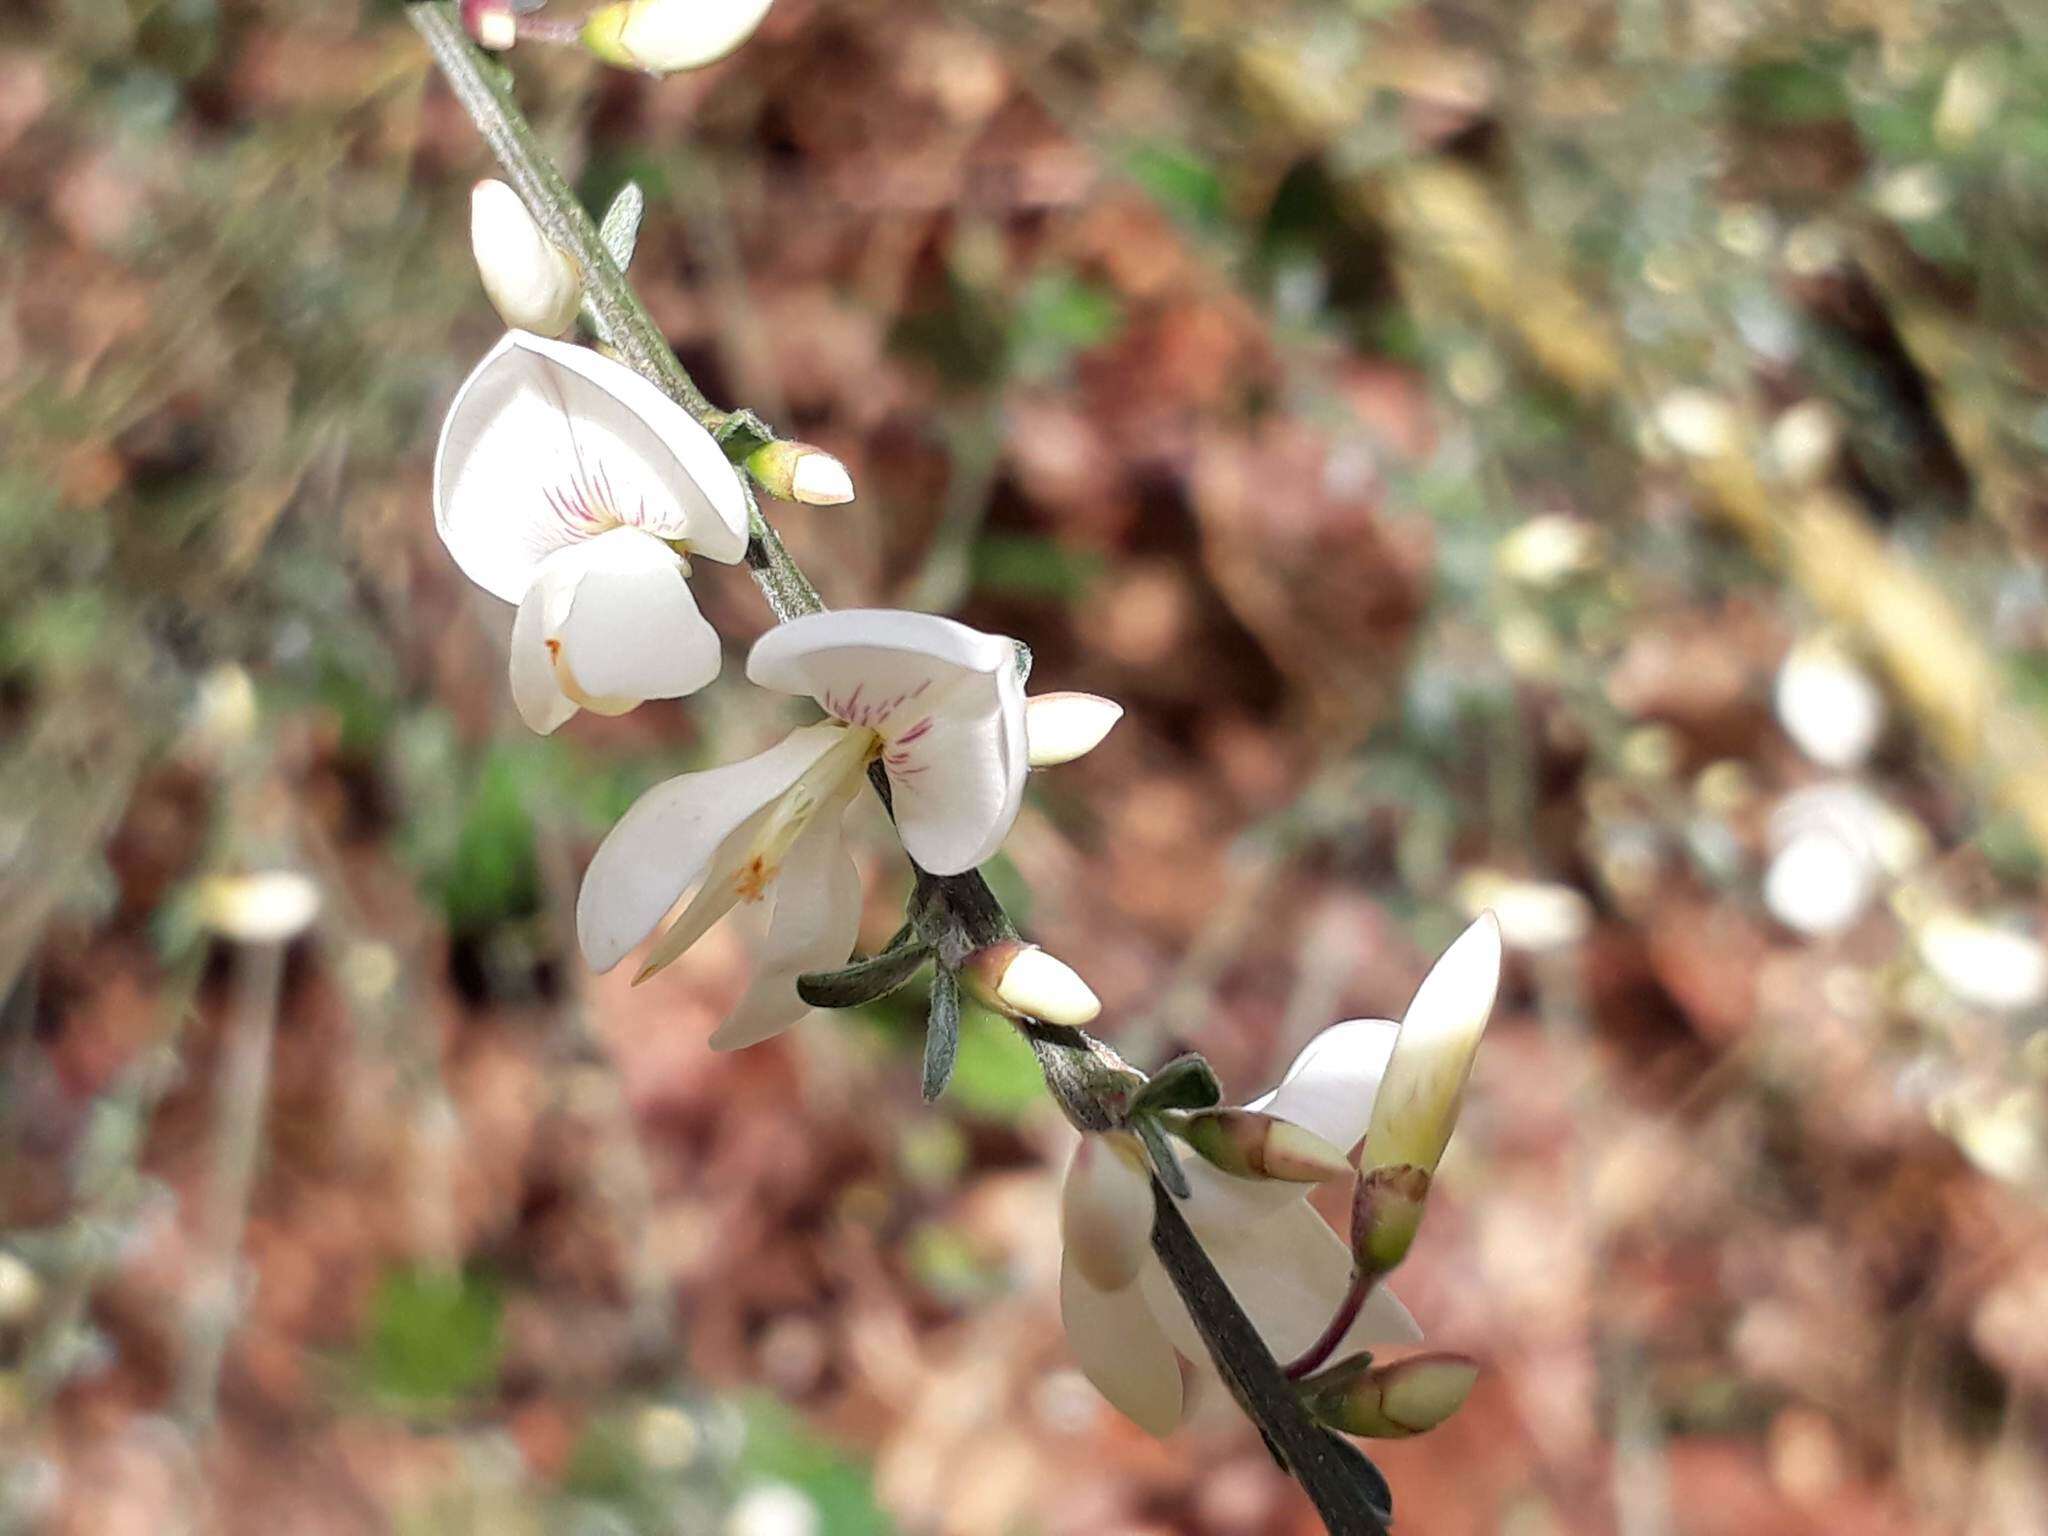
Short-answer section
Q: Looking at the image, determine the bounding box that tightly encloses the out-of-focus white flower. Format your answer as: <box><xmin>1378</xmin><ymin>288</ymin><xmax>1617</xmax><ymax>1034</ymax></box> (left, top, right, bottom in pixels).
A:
<box><xmin>1762</xmin><ymin>780</ymin><xmax>1924</xmax><ymax>938</ymax></box>
<box><xmin>1495</xmin><ymin>513</ymin><xmax>1601</xmax><ymax>588</ymax></box>
<box><xmin>725</xmin><ymin>1482</ymin><xmax>820</xmax><ymax>1536</ymax></box>
<box><xmin>435</xmin><ymin>331</ymin><xmax>748</xmax><ymax>734</ymax></box>
<box><xmin>1775</xmin><ymin>635</ymin><xmax>1885</xmax><ymax>770</ymax></box>
<box><xmin>470</xmin><ymin>181</ymin><xmax>583</xmax><ymax>336</ymax></box>
<box><xmin>1769</xmin><ymin>401</ymin><xmax>1841</xmax><ymax>488</ymax></box>
<box><xmin>582</xmin><ymin>0</ymin><xmax>776</xmax><ymax>75</ymax></box>
<box><xmin>578</xmin><ymin>610</ymin><xmax>1033</xmax><ymax>1047</ymax></box>
<box><xmin>1915</xmin><ymin>912</ymin><xmax>2048</xmax><ymax>1012</ymax></box>
<box><xmin>1058</xmin><ymin>915</ymin><xmax>1502</xmax><ymax>1436</ymax></box>
<box><xmin>196</xmin><ymin>871</ymin><xmax>321</xmax><ymax>944</ymax></box>
<box><xmin>1654</xmin><ymin>389</ymin><xmax>1740</xmax><ymax>459</ymax></box>
<box><xmin>185</xmin><ymin>664</ymin><xmax>257</xmax><ymax>755</ymax></box>
<box><xmin>1456</xmin><ymin>871</ymin><xmax>1590</xmax><ymax>953</ymax></box>
<box><xmin>1764</xmin><ymin>833</ymin><xmax>1875</xmax><ymax>938</ymax></box>
<box><xmin>461</xmin><ymin>0</ymin><xmax>518</xmax><ymax>50</ymax></box>
<box><xmin>1023</xmin><ymin>691</ymin><xmax>1123</xmax><ymax>768</ymax></box>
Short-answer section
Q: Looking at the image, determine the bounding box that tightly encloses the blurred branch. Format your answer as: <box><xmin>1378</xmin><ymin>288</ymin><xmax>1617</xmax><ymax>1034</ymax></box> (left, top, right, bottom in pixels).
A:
<box><xmin>405</xmin><ymin>6</ymin><xmax>1393</xmax><ymax>1528</ymax></box>
<box><xmin>172</xmin><ymin>936</ymin><xmax>285</xmax><ymax>1434</ymax></box>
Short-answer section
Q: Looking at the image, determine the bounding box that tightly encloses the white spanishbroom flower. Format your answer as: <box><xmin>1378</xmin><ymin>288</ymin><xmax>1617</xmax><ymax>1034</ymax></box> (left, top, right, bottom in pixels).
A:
<box><xmin>434</xmin><ymin>331</ymin><xmax>749</xmax><ymax>734</ymax></box>
<box><xmin>578</xmin><ymin>609</ymin><xmax>1085</xmax><ymax>1048</ymax></box>
<box><xmin>1059</xmin><ymin>914</ymin><xmax>1501</xmax><ymax>1434</ymax></box>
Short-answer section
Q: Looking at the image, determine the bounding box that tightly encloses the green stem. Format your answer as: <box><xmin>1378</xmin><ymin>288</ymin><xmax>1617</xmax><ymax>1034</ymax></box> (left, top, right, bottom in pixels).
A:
<box><xmin>405</xmin><ymin>8</ymin><xmax>1392</xmax><ymax>1530</ymax></box>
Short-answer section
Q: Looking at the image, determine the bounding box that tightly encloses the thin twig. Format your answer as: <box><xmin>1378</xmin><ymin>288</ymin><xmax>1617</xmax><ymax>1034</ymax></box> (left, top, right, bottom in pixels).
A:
<box><xmin>404</xmin><ymin>9</ymin><xmax>1394</xmax><ymax>1530</ymax></box>
<box><xmin>172</xmin><ymin>937</ymin><xmax>285</xmax><ymax>1434</ymax></box>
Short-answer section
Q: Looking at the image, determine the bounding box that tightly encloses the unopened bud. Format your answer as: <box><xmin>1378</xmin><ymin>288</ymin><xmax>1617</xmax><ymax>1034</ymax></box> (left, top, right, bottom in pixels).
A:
<box><xmin>470</xmin><ymin>180</ymin><xmax>584</xmax><ymax>336</ymax></box>
<box><xmin>1351</xmin><ymin>1163</ymin><xmax>1430</xmax><ymax>1278</ymax></box>
<box><xmin>1362</xmin><ymin>913</ymin><xmax>1500</xmax><ymax>1176</ymax></box>
<box><xmin>1061</xmin><ymin>1133</ymin><xmax>1153</xmax><ymax>1290</ymax></box>
<box><xmin>462</xmin><ymin>0</ymin><xmax>518</xmax><ymax>50</ymax></box>
<box><xmin>582</xmin><ymin>0</ymin><xmax>776</xmax><ymax>75</ymax></box>
<box><xmin>1024</xmin><ymin>692</ymin><xmax>1124</xmax><ymax>768</ymax></box>
<box><xmin>1300</xmin><ymin>1351</ymin><xmax>1479</xmax><ymax>1439</ymax></box>
<box><xmin>1177</xmin><ymin>1109</ymin><xmax>1350</xmax><ymax>1185</ymax></box>
<box><xmin>746</xmin><ymin>439</ymin><xmax>855</xmax><ymax>505</ymax></box>
<box><xmin>963</xmin><ymin>941</ymin><xmax>1100</xmax><ymax>1026</ymax></box>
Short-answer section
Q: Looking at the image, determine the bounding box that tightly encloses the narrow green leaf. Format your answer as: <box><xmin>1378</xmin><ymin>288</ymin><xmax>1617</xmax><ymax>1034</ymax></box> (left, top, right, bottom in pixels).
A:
<box><xmin>923</xmin><ymin>966</ymin><xmax>962</xmax><ymax>1104</ymax></box>
<box><xmin>1131</xmin><ymin>1053</ymin><xmax>1223</xmax><ymax>1114</ymax></box>
<box><xmin>598</xmin><ymin>181</ymin><xmax>644</xmax><ymax>272</ymax></box>
<box><xmin>1134</xmin><ymin>1113</ymin><xmax>1190</xmax><ymax>1198</ymax></box>
<box><xmin>797</xmin><ymin>943</ymin><xmax>933</xmax><ymax>1009</ymax></box>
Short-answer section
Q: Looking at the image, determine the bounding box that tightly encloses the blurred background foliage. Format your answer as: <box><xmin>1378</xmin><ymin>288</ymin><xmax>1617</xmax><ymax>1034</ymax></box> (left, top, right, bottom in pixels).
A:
<box><xmin>7</xmin><ymin>0</ymin><xmax>2048</xmax><ymax>1531</ymax></box>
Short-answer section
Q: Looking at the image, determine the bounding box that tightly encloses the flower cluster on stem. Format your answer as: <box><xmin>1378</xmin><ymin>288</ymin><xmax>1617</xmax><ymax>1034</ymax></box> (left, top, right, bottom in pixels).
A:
<box><xmin>412</xmin><ymin>5</ymin><xmax>1499</xmax><ymax>1528</ymax></box>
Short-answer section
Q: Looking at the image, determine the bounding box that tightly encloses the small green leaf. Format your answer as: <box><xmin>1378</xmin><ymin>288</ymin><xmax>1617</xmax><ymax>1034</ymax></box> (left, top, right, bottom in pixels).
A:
<box><xmin>1134</xmin><ymin>1114</ymin><xmax>1190</xmax><ymax>1198</ymax></box>
<box><xmin>922</xmin><ymin>966</ymin><xmax>962</xmax><ymax>1103</ymax></box>
<box><xmin>598</xmin><ymin>180</ymin><xmax>644</xmax><ymax>271</ymax></box>
<box><xmin>1131</xmin><ymin>1053</ymin><xmax>1223</xmax><ymax>1114</ymax></box>
<box><xmin>798</xmin><ymin>943</ymin><xmax>933</xmax><ymax>1009</ymax></box>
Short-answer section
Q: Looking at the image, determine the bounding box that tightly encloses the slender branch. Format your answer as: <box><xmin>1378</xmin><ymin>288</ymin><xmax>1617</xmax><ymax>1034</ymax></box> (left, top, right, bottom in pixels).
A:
<box><xmin>404</xmin><ymin>9</ymin><xmax>1391</xmax><ymax>1530</ymax></box>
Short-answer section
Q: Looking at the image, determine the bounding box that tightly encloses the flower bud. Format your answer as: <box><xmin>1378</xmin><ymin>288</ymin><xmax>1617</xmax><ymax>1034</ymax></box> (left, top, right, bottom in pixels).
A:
<box><xmin>462</xmin><ymin>0</ymin><xmax>518</xmax><ymax>50</ymax></box>
<box><xmin>470</xmin><ymin>180</ymin><xmax>584</xmax><ymax>336</ymax></box>
<box><xmin>1062</xmin><ymin>1133</ymin><xmax>1153</xmax><ymax>1290</ymax></box>
<box><xmin>1351</xmin><ymin>1163</ymin><xmax>1430</xmax><ymax>1278</ymax></box>
<box><xmin>1362</xmin><ymin>913</ymin><xmax>1500</xmax><ymax>1176</ymax></box>
<box><xmin>963</xmin><ymin>940</ymin><xmax>1100</xmax><ymax>1026</ymax></box>
<box><xmin>1301</xmin><ymin>1351</ymin><xmax>1479</xmax><ymax>1439</ymax></box>
<box><xmin>1177</xmin><ymin>1109</ymin><xmax>1351</xmax><ymax>1185</ymax></box>
<box><xmin>746</xmin><ymin>439</ymin><xmax>855</xmax><ymax>506</ymax></box>
<box><xmin>1024</xmin><ymin>692</ymin><xmax>1124</xmax><ymax>768</ymax></box>
<box><xmin>581</xmin><ymin>0</ymin><xmax>776</xmax><ymax>75</ymax></box>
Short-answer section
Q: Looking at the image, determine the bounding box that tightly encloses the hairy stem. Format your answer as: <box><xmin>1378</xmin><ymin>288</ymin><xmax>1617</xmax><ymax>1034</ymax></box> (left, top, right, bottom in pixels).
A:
<box><xmin>405</xmin><ymin>7</ymin><xmax>1390</xmax><ymax>1530</ymax></box>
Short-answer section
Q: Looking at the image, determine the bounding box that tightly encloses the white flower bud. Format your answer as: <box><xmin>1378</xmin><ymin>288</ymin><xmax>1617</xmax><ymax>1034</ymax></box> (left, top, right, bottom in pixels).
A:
<box><xmin>582</xmin><ymin>0</ymin><xmax>776</xmax><ymax>75</ymax></box>
<box><xmin>469</xmin><ymin>180</ymin><xmax>583</xmax><ymax>337</ymax></box>
<box><xmin>1362</xmin><ymin>914</ymin><xmax>1501</xmax><ymax>1175</ymax></box>
<box><xmin>1061</xmin><ymin>1133</ymin><xmax>1153</xmax><ymax>1291</ymax></box>
<box><xmin>964</xmin><ymin>941</ymin><xmax>1101</xmax><ymax>1026</ymax></box>
<box><xmin>1024</xmin><ymin>692</ymin><xmax>1123</xmax><ymax>768</ymax></box>
<box><xmin>790</xmin><ymin>450</ymin><xmax>853</xmax><ymax>506</ymax></box>
<box><xmin>747</xmin><ymin>439</ymin><xmax>855</xmax><ymax>506</ymax></box>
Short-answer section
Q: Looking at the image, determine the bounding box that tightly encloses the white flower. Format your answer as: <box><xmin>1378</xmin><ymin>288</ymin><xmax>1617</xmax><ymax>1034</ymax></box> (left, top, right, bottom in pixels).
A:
<box><xmin>1761</xmin><ymin>780</ymin><xmax>1924</xmax><ymax>938</ymax></box>
<box><xmin>1915</xmin><ymin>911</ymin><xmax>2048</xmax><ymax>1012</ymax></box>
<box><xmin>1775</xmin><ymin>634</ymin><xmax>1885</xmax><ymax>770</ymax></box>
<box><xmin>1058</xmin><ymin>916</ymin><xmax>1503</xmax><ymax>1436</ymax></box>
<box><xmin>195</xmin><ymin>870</ymin><xmax>321</xmax><ymax>944</ymax></box>
<box><xmin>470</xmin><ymin>180</ymin><xmax>583</xmax><ymax>336</ymax></box>
<box><xmin>582</xmin><ymin>0</ymin><xmax>776</xmax><ymax>75</ymax></box>
<box><xmin>577</xmin><ymin>609</ymin><xmax>1029</xmax><ymax>1048</ymax></box>
<box><xmin>435</xmin><ymin>331</ymin><xmax>748</xmax><ymax>734</ymax></box>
